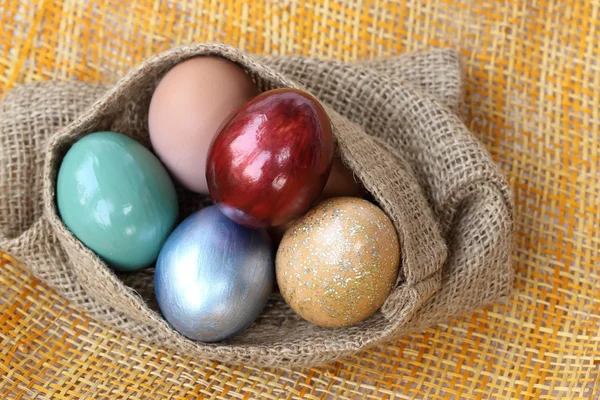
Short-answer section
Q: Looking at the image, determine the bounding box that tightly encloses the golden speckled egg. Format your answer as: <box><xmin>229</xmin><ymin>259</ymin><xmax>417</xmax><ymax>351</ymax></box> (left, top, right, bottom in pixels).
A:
<box><xmin>276</xmin><ymin>197</ymin><xmax>400</xmax><ymax>328</ymax></box>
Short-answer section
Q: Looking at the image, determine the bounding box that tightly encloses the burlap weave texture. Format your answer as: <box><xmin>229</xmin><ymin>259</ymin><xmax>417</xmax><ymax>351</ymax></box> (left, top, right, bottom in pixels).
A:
<box><xmin>0</xmin><ymin>44</ymin><xmax>512</xmax><ymax>367</ymax></box>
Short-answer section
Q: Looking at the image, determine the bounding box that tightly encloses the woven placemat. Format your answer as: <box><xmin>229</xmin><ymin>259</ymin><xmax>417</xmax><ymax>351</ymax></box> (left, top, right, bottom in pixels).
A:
<box><xmin>0</xmin><ymin>0</ymin><xmax>598</xmax><ymax>399</ymax></box>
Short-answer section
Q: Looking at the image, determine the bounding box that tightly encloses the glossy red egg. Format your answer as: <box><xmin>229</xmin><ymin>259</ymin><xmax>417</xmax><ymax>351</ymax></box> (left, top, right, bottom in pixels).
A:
<box><xmin>206</xmin><ymin>88</ymin><xmax>334</xmax><ymax>228</ymax></box>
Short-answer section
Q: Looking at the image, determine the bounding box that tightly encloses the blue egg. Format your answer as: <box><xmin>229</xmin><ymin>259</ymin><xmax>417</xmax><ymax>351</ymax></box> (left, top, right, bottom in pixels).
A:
<box><xmin>155</xmin><ymin>206</ymin><xmax>274</xmax><ymax>342</ymax></box>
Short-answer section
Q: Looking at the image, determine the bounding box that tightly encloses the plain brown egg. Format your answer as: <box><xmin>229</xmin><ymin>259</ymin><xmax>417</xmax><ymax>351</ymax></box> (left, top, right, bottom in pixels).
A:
<box><xmin>148</xmin><ymin>56</ymin><xmax>258</xmax><ymax>193</ymax></box>
<box><xmin>268</xmin><ymin>155</ymin><xmax>365</xmax><ymax>242</ymax></box>
<box><xmin>321</xmin><ymin>155</ymin><xmax>366</xmax><ymax>199</ymax></box>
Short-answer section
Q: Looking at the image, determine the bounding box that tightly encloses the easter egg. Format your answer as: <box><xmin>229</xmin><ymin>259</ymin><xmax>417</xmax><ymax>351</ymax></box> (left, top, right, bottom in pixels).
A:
<box><xmin>56</xmin><ymin>131</ymin><xmax>178</xmax><ymax>271</ymax></box>
<box><xmin>276</xmin><ymin>197</ymin><xmax>400</xmax><ymax>328</ymax></box>
<box><xmin>206</xmin><ymin>88</ymin><xmax>334</xmax><ymax>228</ymax></box>
<box><xmin>149</xmin><ymin>57</ymin><xmax>258</xmax><ymax>193</ymax></box>
<box><xmin>321</xmin><ymin>156</ymin><xmax>366</xmax><ymax>200</ymax></box>
<box><xmin>155</xmin><ymin>206</ymin><xmax>274</xmax><ymax>342</ymax></box>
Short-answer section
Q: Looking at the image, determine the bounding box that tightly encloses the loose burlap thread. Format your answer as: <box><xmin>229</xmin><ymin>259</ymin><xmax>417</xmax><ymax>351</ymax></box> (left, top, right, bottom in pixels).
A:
<box><xmin>0</xmin><ymin>44</ymin><xmax>513</xmax><ymax>367</ymax></box>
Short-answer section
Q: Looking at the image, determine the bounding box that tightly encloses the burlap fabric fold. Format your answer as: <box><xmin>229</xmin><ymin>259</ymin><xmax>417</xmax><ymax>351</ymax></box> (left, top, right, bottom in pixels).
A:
<box><xmin>0</xmin><ymin>44</ymin><xmax>513</xmax><ymax>367</ymax></box>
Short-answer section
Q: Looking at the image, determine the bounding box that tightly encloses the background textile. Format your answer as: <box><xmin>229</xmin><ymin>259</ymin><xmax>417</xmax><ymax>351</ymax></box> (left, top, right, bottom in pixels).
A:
<box><xmin>0</xmin><ymin>0</ymin><xmax>598</xmax><ymax>398</ymax></box>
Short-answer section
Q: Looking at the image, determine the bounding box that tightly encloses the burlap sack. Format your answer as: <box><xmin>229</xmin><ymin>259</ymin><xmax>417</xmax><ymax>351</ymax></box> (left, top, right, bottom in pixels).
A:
<box><xmin>0</xmin><ymin>44</ymin><xmax>513</xmax><ymax>367</ymax></box>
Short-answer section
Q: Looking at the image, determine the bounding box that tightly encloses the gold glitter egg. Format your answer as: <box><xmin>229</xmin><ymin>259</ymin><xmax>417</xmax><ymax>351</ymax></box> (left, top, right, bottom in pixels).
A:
<box><xmin>276</xmin><ymin>197</ymin><xmax>400</xmax><ymax>328</ymax></box>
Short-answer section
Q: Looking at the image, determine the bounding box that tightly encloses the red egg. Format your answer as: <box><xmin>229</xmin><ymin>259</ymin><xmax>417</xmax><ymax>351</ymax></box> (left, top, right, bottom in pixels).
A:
<box><xmin>206</xmin><ymin>88</ymin><xmax>334</xmax><ymax>228</ymax></box>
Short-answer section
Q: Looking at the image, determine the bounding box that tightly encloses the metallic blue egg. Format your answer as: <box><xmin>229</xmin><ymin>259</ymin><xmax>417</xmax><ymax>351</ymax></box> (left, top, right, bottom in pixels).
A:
<box><xmin>155</xmin><ymin>206</ymin><xmax>274</xmax><ymax>342</ymax></box>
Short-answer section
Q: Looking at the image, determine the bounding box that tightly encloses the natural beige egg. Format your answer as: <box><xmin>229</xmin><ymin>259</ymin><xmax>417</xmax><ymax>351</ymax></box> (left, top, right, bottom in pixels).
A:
<box><xmin>148</xmin><ymin>56</ymin><xmax>258</xmax><ymax>193</ymax></box>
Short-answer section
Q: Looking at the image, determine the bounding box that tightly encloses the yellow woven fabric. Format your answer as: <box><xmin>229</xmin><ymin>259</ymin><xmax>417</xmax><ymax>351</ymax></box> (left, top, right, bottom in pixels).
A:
<box><xmin>0</xmin><ymin>0</ymin><xmax>598</xmax><ymax>398</ymax></box>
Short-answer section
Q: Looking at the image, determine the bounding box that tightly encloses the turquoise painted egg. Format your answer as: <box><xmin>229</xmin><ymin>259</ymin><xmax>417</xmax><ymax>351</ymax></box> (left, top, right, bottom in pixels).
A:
<box><xmin>56</xmin><ymin>131</ymin><xmax>179</xmax><ymax>271</ymax></box>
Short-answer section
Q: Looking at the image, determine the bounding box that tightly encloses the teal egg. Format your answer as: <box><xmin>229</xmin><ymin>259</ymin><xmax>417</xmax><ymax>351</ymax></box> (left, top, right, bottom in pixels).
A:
<box><xmin>56</xmin><ymin>131</ymin><xmax>179</xmax><ymax>271</ymax></box>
